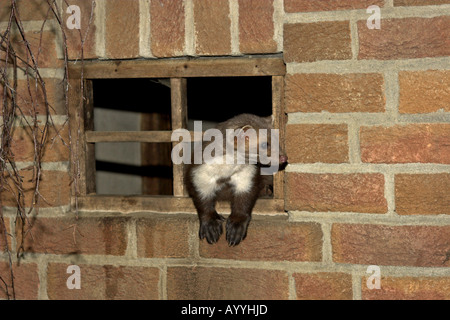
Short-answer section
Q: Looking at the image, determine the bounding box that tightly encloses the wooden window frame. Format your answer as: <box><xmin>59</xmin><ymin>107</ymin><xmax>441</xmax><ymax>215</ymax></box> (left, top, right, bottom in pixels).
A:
<box><xmin>68</xmin><ymin>57</ymin><xmax>286</xmax><ymax>214</ymax></box>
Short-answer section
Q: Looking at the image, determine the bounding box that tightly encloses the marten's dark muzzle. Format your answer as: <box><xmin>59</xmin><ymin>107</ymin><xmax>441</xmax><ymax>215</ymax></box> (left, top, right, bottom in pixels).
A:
<box><xmin>278</xmin><ymin>155</ymin><xmax>288</xmax><ymax>171</ymax></box>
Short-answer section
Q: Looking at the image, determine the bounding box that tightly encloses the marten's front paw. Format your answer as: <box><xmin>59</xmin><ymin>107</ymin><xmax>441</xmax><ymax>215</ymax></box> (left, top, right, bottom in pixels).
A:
<box><xmin>226</xmin><ymin>216</ymin><xmax>251</xmax><ymax>247</ymax></box>
<box><xmin>199</xmin><ymin>214</ymin><xmax>225</xmax><ymax>244</ymax></box>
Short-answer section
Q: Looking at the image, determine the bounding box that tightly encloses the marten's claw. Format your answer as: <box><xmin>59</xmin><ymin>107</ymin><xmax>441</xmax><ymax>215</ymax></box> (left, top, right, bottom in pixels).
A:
<box><xmin>226</xmin><ymin>216</ymin><xmax>250</xmax><ymax>247</ymax></box>
<box><xmin>199</xmin><ymin>214</ymin><xmax>225</xmax><ymax>244</ymax></box>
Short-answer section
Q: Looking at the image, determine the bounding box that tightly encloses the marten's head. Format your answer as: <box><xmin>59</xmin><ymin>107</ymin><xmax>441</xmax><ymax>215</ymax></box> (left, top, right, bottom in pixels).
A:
<box><xmin>220</xmin><ymin>114</ymin><xmax>288</xmax><ymax>174</ymax></box>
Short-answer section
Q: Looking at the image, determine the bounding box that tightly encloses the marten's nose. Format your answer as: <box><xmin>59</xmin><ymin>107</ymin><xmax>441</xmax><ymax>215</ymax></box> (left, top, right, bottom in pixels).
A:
<box><xmin>280</xmin><ymin>155</ymin><xmax>288</xmax><ymax>163</ymax></box>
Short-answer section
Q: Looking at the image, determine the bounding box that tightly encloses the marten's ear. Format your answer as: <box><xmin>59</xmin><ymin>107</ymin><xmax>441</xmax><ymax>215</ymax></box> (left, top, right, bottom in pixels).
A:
<box><xmin>263</xmin><ymin>116</ymin><xmax>273</xmax><ymax>126</ymax></box>
<box><xmin>235</xmin><ymin>125</ymin><xmax>254</xmax><ymax>142</ymax></box>
<box><xmin>240</xmin><ymin>125</ymin><xmax>253</xmax><ymax>133</ymax></box>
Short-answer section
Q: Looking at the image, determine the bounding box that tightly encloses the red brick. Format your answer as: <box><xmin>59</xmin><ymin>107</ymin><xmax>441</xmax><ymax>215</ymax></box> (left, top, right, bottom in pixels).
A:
<box><xmin>47</xmin><ymin>263</ymin><xmax>159</xmax><ymax>300</ymax></box>
<box><xmin>167</xmin><ymin>266</ymin><xmax>289</xmax><ymax>299</ymax></box>
<box><xmin>362</xmin><ymin>277</ymin><xmax>450</xmax><ymax>300</ymax></box>
<box><xmin>394</xmin><ymin>0</ymin><xmax>450</xmax><ymax>6</ymax></box>
<box><xmin>11</xmin><ymin>31</ymin><xmax>62</xmax><ymax>68</ymax></box>
<box><xmin>11</xmin><ymin>125</ymin><xmax>69</xmax><ymax>162</ymax></box>
<box><xmin>286</xmin><ymin>173</ymin><xmax>387</xmax><ymax>213</ymax></box>
<box><xmin>0</xmin><ymin>218</ymin><xmax>11</xmax><ymax>252</ymax></box>
<box><xmin>285</xmin><ymin>73</ymin><xmax>385</xmax><ymax>113</ymax></box>
<box><xmin>0</xmin><ymin>78</ymin><xmax>65</xmax><ymax>116</ymax></box>
<box><xmin>395</xmin><ymin>174</ymin><xmax>450</xmax><ymax>215</ymax></box>
<box><xmin>150</xmin><ymin>0</ymin><xmax>185</xmax><ymax>57</ymax></box>
<box><xmin>193</xmin><ymin>0</ymin><xmax>231</xmax><ymax>55</ymax></box>
<box><xmin>332</xmin><ymin>224</ymin><xmax>450</xmax><ymax>267</ymax></box>
<box><xmin>1</xmin><ymin>170</ymin><xmax>70</xmax><ymax>208</ymax></box>
<box><xmin>0</xmin><ymin>0</ymin><xmax>11</xmax><ymax>21</ymax></box>
<box><xmin>399</xmin><ymin>70</ymin><xmax>450</xmax><ymax>114</ymax></box>
<box><xmin>284</xmin><ymin>21</ymin><xmax>352</xmax><ymax>63</ymax></box>
<box><xmin>0</xmin><ymin>0</ymin><xmax>55</xmax><ymax>22</ymax></box>
<box><xmin>63</xmin><ymin>0</ymin><xmax>97</xmax><ymax>59</ymax></box>
<box><xmin>286</xmin><ymin>124</ymin><xmax>349</xmax><ymax>163</ymax></box>
<box><xmin>137</xmin><ymin>215</ymin><xmax>191</xmax><ymax>258</ymax></box>
<box><xmin>0</xmin><ymin>262</ymin><xmax>39</xmax><ymax>300</ymax></box>
<box><xmin>17</xmin><ymin>216</ymin><xmax>128</xmax><ymax>255</ymax></box>
<box><xmin>294</xmin><ymin>272</ymin><xmax>353</xmax><ymax>300</ymax></box>
<box><xmin>285</xmin><ymin>0</ymin><xmax>384</xmax><ymax>12</ymax></box>
<box><xmin>105</xmin><ymin>0</ymin><xmax>140</xmax><ymax>59</ymax></box>
<box><xmin>358</xmin><ymin>17</ymin><xmax>450</xmax><ymax>60</ymax></box>
<box><xmin>238</xmin><ymin>0</ymin><xmax>277</xmax><ymax>54</ymax></box>
<box><xmin>360</xmin><ymin>124</ymin><xmax>450</xmax><ymax>164</ymax></box>
<box><xmin>199</xmin><ymin>220</ymin><xmax>322</xmax><ymax>262</ymax></box>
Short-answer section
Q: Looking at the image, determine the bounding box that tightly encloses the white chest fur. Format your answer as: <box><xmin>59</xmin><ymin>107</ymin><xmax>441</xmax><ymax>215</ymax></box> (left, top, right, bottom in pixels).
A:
<box><xmin>191</xmin><ymin>164</ymin><xmax>257</xmax><ymax>199</ymax></box>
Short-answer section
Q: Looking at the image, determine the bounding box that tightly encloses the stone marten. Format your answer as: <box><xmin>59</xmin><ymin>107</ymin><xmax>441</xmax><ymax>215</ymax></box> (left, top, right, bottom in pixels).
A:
<box><xmin>185</xmin><ymin>114</ymin><xmax>288</xmax><ymax>246</ymax></box>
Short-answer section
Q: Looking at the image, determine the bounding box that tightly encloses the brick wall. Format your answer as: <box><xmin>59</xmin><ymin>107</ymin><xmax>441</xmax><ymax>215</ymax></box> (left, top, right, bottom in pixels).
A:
<box><xmin>0</xmin><ymin>0</ymin><xmax>449</xmax><ymax>300</ymax></box>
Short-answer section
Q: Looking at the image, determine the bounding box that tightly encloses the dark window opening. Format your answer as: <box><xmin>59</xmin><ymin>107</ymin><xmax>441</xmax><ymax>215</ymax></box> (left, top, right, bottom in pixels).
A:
<box><xmin>92</xmin><ymin>79</ymin><xmax>173</xmax><ymax>196</ymax></box>
<box><xmin>187</xmin><ymin>76</ymin><xmax>272</xmax><ymax>127</ymax></box>
<box><xmin>91</xmin><ymin>76</ymin><xmax>273</xmax><ymax>197</ymax></box>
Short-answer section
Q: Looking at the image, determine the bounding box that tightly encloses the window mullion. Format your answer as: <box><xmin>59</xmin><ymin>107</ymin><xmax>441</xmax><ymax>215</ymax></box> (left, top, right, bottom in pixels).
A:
<box><xmin>170</xmin><ymin>78</ymin><xmax>188</xmax><ymax>197</ymax></box>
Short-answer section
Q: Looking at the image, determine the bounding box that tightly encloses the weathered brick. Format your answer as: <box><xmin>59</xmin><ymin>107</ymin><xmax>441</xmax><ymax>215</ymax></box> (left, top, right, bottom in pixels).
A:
<box><xmin>394</xmin><ymin>0</ymin><xmax>450</xmax><ymax>6</ymax></box>
<box><xmin>285</xmin><ymin>0</ymin><xmax>384</xmax><ymax>12</ymax></box>
<box><xmin>150</xmin><ymin>0</ymin><xmax>185</xmax><ymax>57</ymax></box>
<box><xmin>284</xmin><ymin>21</ymin><xmax>352</xmax><ymax>62</ymax></box>
<box><xmin>25</xmin><ymin>78</ymin><xmax>65</xmax><ymax>115</ymax></box>
<box><xmin>360</xmin><ymin>124</ymin><xmax>450</xmax><ymax>164</ymax></box>
<box><xmin>11</xmin><ymin>31</ymin><xmax>62</xmax><ymax>68</ymax></box>
<box><xmin>399</xmin><ymin>70</ymin><xmax>450</xmax><ymax>114</ymax></box>
<box><xmin>395</xmin><ymin>174</ymin><xmax>450</xmax><ymax>215</ymax></box>
<box><xmin>285</xmin><ymin>73</ymin><xmax>385</xmax><ymax>113</ymax></box>
<box><xmin>193</xmin><ymin>0</ymin><xmax>231</xmax><ymax>55</ymax></box>
<box><xmin>362</xmin><ymin>277</ymin><xmax>450</xmax><ymax>300</ymax></box>
<box><xmin>167</xmin><ymin>266</ymin><xmax>289</xmax><ymax>299</ymax></box>
<box><xmin>0</xmin><ymin>218</ymin><xmax>11</xmax><ymax>252</ymax></box>
<box><xmin>0</xmin><ymin>262</ymin><xmax>39</xmax><ymax>300</ymax></box>
<box><xmin>137</xmin><ymin>215</ymin><xmax>191</xmax><ymax>258</ymax></box>
<box><xmin>0</xmin><ymin>0</ymin><xmax>11</xmax><ymax>21</ymax></box>
<box><xmin>294</xmin><ymin>272</ymin><xmax>353</xmax><ymax>300</ymax></box>
<box><xmin>47</xmin><ymin>263</ymin><xmax>159</xmax><ymax>300</ymax></box>
<box><xmin>11</xmin><ymin>125</ymin><xmax>69</xmax><ymax>162</ymax></box>
<box><xmin>286</xmin><ymin>124</ymin><xmax>349</xmax><ymax>163</ymax></box>
<box><xmin>63</xmin><ymin>0</ymin><xmax>97</xmax><ymax>59</ymax></box>
<box><xmin>105</xmin><ymin>0</ymin><xmax>140</xmax><ymax>59</ymax></box>
<box><xmin>0</xmin><ymin>78</ymin><xmax>65</xmax><ymax>116</ymax></box>
<box><xmin>16</xmin><ymin>216</ymin><xmax>128</xmax><ymax>255</ymax></box>
<box><xmin>0</xmin><ymin>0</ymin><xmax>55</xmax><ymax>22</ymax></box>
<box><xmin>286</xmin><ymin>173</ymin><xmax>387</xmax><ymax>213</ymax></box>
<box><xmin>238</xmin><ymin>0</ymin><xmax>277</xmax><ymax>54</ymax></box>
<box><xmin>1</xmin><ymin>170</ymin><xmax>70</xmax><ymax>208</ymax></box>
<box><xmin>358</xmin><ymin>17</ymin><xmax>450</xmax><ymax>60</ymax></box>
<box><xmin>332</xmin><ymin>224</ymin><xmax>450</xmax><ymax>267</ymax></box>
<box><xmin>199</xmin><ymin>220</ymin><xmax>322</xmax><ymax>262</ymax></box>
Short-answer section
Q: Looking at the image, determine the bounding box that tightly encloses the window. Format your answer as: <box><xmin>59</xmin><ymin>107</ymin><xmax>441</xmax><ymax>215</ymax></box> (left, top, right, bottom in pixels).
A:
<box><xmin>92</xmin><ymin>78</ymin><xmax>173</xmax><ymax>196</ymax></box>
<box><xmin>68</xmin><ymin>57</ymin><xmax>286</xmax><ymax>214</ymax></box>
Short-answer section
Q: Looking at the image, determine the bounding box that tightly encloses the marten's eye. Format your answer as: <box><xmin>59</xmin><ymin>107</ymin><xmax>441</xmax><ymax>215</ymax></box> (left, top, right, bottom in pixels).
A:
<box><xmin>260</xmin><ymin>142</ymin><xmax>268</xmax><ymax>149</ymax></box>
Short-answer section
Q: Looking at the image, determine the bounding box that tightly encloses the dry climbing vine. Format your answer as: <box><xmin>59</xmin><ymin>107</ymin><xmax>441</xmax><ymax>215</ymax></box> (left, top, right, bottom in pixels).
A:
<box><xmin>0</xmin><ymin>0</ymin><xmax>91</xmax><ymax>299</ymax></box>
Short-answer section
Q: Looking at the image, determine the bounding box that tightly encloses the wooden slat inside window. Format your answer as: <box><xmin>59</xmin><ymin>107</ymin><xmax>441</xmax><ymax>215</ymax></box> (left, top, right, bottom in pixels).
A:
<box><xmin>170</xmin><ymin>78</ymin><xmax>188</xmax><ymax>197</ymax></box>
<box><xmin>85</xmin><ymin>130</ymin><xmax>202</xmax><ymax>143</ymax></box>
<box><xmin>85</xmin><ymin>130</ymin><xmax>173</xmax><ymax>143</ymax></box>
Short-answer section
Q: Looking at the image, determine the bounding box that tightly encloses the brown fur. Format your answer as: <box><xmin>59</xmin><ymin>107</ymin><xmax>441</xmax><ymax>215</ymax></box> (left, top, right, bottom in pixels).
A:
<box><xmin>185</xmin><ymin>114</ymin><xmax>287</xmax><ymax>246</ymax></box>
